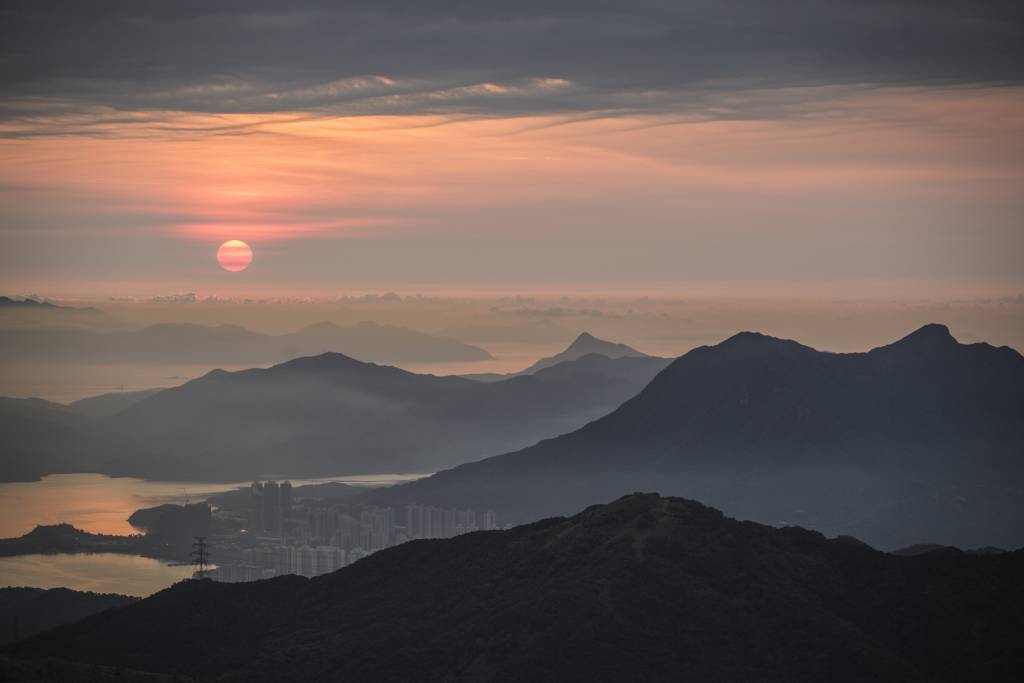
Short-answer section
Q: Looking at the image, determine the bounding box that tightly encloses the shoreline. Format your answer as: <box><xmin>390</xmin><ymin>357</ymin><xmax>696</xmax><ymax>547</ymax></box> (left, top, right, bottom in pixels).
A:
<box><xmin>0</xmin><ymin>524</ymin><xmax>186</xmax><ymax>563</ymax></box>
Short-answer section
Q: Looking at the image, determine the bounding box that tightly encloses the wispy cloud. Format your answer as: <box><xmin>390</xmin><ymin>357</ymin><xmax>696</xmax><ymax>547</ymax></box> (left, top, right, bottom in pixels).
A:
<box><xmin>1</xmin><ymin>1</ymin><xmax>1021</xmax><ymax>131</ymax></box>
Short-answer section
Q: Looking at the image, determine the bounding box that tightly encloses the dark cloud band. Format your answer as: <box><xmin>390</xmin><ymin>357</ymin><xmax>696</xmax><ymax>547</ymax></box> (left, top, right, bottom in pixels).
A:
<box><xmin>1</xmin><ymin>0</ymin><xmax>1022</xmax><ymax>119</ymax></box>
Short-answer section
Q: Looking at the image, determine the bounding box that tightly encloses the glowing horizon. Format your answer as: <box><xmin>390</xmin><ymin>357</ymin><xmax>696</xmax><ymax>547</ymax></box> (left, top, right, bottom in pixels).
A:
<box><xmin>1</xmin><ymin>86</ymin><xmax>1021</xmax><ymax>299</ymax></box>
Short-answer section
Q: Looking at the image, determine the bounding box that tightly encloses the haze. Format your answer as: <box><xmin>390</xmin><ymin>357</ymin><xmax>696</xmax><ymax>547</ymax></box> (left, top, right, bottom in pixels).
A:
<box><xmin>2</xmin><ymin>5</ymin><xmax>1024</xmax><ymax>678</ymax></box>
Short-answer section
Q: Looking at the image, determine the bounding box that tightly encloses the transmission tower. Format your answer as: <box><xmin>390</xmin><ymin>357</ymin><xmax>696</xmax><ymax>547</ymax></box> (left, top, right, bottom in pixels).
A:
<box><xmin>191</xmin><ymin>536</ymin><xmax>211</xmax><ymax>579</ymax></box>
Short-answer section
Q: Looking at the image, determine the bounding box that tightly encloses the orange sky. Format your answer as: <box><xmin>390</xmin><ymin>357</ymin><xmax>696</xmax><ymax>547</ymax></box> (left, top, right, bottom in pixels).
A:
<box><xmin>1</xmin><ymin>86</ymin><xmax>1022</xmax><ymax>298</ymax></box>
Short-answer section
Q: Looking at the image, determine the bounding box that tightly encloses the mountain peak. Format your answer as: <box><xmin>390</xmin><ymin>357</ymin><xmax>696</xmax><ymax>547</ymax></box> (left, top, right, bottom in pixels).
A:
<box><xmin>715</xmin><ymin>330</ymin><xmax>812</xmax><ymax>355</ymax></box>
<box><xmin>518</xmin><ymin>332</ymin><xmax>647</xmax><ymax>374</ymax></box>
<box><xmin>275</xmin><ymin>351</ymin><xmax>367</xmax><ymax>372</ymax></box>
<box><xmin>565</xmin><ymin>331</ymin><xmax>600</xmax><ymax>350</ymax></box>
<box><xmin>564</xmin><ymin>332</ymin><xmax>642</xmax><ymax>356</ymax></box>
<box><xmin>721</xmin><ymin>330</ymin><xmax>777</xmax><ymax>345</ymax></box>
<box><xmin>576</xmin><ymin>492</ymin><xmax>724</xmax><ymax>533</ymax></box>
<box><xmin>889</xmin><ymin>323</ymin><xmax>958</xmax><ymax>351</ymax></box>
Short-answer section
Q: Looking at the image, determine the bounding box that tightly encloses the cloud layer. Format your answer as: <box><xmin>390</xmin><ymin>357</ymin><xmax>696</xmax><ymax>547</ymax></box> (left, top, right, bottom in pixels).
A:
<box><xmin>1</xmin><ymin>2</ymin><xmax>1022</xmax><ymax>296</ymax></box>
<box><xmin>2</xmin><ymin>1</ymin><xmax>1022</xmax><ymax>123</ymax></box>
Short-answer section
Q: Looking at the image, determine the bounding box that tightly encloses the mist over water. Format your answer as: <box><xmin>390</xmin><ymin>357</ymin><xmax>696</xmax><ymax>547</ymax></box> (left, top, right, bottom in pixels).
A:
<box><xmin>0</xmin><ymin>362</ymin><xmax>260</xmax><ymax>403</ymax></box>
<box><xmin>2</xmin><ymin>295</ymin><xmax>1022</xmax><ymax>401</ymax></box>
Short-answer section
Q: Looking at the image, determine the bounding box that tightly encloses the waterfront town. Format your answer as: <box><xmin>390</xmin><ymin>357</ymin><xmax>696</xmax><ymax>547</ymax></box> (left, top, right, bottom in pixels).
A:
<box><xmin>205</xmin><ymin>481</ymin><xmax>500</xmax><ymax>582</ymax></box>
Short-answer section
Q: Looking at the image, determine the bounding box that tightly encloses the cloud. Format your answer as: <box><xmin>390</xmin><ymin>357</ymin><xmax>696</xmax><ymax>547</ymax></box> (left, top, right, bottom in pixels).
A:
<box><xmin>1</xmin><ymin>0</ymin><xmax>1021</xmax><ymax>128</ymax></box>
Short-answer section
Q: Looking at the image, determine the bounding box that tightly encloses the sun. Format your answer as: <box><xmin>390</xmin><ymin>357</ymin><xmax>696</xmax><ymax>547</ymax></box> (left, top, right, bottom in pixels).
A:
<box><xmin>216</xmin><ymin>240</ymin><xmax>253</xmax><ymax>272</ymax></box>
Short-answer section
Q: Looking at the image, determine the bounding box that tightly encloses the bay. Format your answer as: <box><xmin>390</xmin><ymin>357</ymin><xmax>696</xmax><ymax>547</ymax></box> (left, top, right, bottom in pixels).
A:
<box><xmin>0</xmin><ymin>472</ymin><xmax>428</xmax><ymax>537</ymax></box>
<box><xmin>0</xmin><ymin>553</ymin><xmax>196</xmax><ymax>597</ymax></box>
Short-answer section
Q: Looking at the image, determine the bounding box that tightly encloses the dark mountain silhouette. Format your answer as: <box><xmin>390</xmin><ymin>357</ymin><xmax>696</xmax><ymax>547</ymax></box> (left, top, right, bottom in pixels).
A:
<box><xmin>0</xmin><ymin>587</ymin><xmax>135</xmax><ymax>646</ymax></box>
<box><xmin>8</xmin><ymin>494</ymin><xmax>1024</xmax><ymax>682</ymax></box>
<box><xmin>370</xmin><ymin>324</ymin><xmax>1024</xmax><ymax>550</ymax></box>
<box><xmin>0</xmin><ymin>320</ymin><xmax>491</xmax><ymax>366</ymax></box>
<box><xmin>463</xmin><ymin>331</ymin><xmax>653</xmax><ymax>381</ymax></box>
<box><xmin>9</xmin><ymin>350</ymin><xmax>667</xmax><ymax>482</ymax></box>
<box><xmin>0</xmin><ymin>657</ymin><xmax>189</xmax><ymax>682</ymax></box>
<box><xmin>521</xmin><ymin>331</ymin><xmax>648</xmax><ymax>373</ymax></box>
<box><xmin>0</xmin><ymin>296</ymin><xmax>100</xmax><ymax>314</ymax></box>
<box><xmin>0</xmin><ymin>398</ymin><xmax>85</xmax><ymax>482</ymax></box>
<box><xmin>0</xmin><ymin>296</ymin><xmax>55</xmax><ymax>309</ymax></box>
<box><xmin>890</xmin><ymin>543</ymin><xmax>1007</xmax><ymax>557</ymax></box>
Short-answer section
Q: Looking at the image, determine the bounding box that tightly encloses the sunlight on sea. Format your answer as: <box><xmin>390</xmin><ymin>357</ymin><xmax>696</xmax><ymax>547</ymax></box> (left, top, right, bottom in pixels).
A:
<box><xmin>0</xmin><ymin>553</ymin><xmax>196</xmax><ymax>597</ymax></box>
<box><xmin>0</xmin><ymin>472</ymin><xmax>429</xmax><ymax>538</ymax></box>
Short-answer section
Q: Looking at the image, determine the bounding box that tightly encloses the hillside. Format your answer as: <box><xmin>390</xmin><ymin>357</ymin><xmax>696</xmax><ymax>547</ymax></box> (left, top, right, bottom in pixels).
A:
<box><xmin>64</xmin><ymin>350</ymin><xmax>667</xmax><ymax>482</ymax></box>
<box><xmin>66</xmin><ymin>388</ymin><xmax>163</xmax><ymax>418</ymax></box>
<box><xmin>369</xmin><ymin>324</ymin><xmax>1024</xmax><ymax>549</ymax></box>
<box><xmin>8</xmin><ymin>494</ymin><xmax>1023</xmax><ymax>682</ymax></box>
<box><xmin>0</xmin><ymin>587</ymin><xmax>135</xmax><ymax>646</ymax></box>
<box><xmin>0</xmin><ymin>398</ymin><xmax>86</xmax><ymax>482</ymax></box>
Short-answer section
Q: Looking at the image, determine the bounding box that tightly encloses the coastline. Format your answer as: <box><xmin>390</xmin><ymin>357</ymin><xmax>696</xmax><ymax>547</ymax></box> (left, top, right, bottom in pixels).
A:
<box><xmin>0</xmin><ymin>524</ymin><xmax>186</xmax><ymax>563</ymax></box>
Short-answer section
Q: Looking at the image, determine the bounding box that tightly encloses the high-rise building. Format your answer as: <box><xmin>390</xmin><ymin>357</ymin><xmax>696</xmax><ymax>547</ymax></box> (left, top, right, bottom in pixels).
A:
<box><xmin>297</xmin><ymin>545</ymin><xmax>317</xmax><ymax>577</ymax></box>
<box><xmin>484</xmin><ymin>510</ymin><xmax>498</xmax><ymax>531</ymax></box>
<box><xmin>263</xmin><ymin>480</ymin><xmax>281</xmax><ymax>536</ymax></box>
<box><xmin>249</xmin><ymin>480</ymin><xmax>289</xmax><ymax>537</ymax></box>
<box><xmin>249</xmin><ymin>482</ymin><xmax>264</xmax><ymax>534</ymax></box>
<box><xmin>280</xmin><ymin>481</ymin><xmax>293</xmax><ymax>523</ymax></box>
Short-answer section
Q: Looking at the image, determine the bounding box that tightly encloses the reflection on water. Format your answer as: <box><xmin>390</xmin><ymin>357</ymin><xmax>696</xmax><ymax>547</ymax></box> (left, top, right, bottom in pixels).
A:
<box><xmin>0</xmin><ymin>472</ymin><xmax>428</xmax><ymax>595</ymax></box>
<box><xmin>0</xmin><ymin>474</ymin><xmax>241</xmax><ymax>537</ymax></box>
<box><xmin>0</xmin><ymin>472</ymin><xmax>429</xmax><ymax>538</ymax></box>
<box><xmin>0</xmin><ymin>553</ymin><xmax>196</xmax><ymax>597</ymax></box>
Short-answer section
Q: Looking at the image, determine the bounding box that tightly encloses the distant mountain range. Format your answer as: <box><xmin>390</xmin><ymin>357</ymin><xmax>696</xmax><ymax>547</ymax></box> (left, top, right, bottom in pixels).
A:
<box><xmin>370</xmin><ymin>324</ymin><xmax>1024</xmax><ymax>550</ymax></box>
<box><xmin>0</xmin><ymin>320</ymin><xmax>492</xmax><ymax>366</ymax></box>
<box><xmin>8</xmin><ymin>494</ymin><xmax>1023</xmax><ymax>681</ymax></box>
<box><xmin>0</xmin><ymin>337</ymin><xmax>670</xmax><ymax>482</ymax></box>
<box><xmin>462</xmin><ymin>331</ymin><xmax>654</xmax><ymax>381</ymax></box>
<box><xmin>0</xmin><ymin>296</ymin><xmax>59</xmax><ymax>309</ymax></box>
<box><xmin>0</xmin><ymin>296</ymin><xmax>100</xmax><ymax>315</ymax></box>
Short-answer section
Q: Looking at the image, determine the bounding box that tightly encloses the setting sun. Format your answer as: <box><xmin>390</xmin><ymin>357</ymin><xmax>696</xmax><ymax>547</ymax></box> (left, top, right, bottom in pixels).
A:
<box><xmin>1</xmin><ymin>3</ymin><xmax>1022</xmax><ymax>675</ymax></box>
<box><xmin>216</xmin><ymin>239</ymin><xmax>253</xmax><ymax>272</ymax></box>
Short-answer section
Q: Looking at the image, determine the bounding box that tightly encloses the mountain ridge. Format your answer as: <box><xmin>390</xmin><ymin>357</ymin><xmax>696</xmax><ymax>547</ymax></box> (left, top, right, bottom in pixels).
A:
<box><xmin>8</xmin><ymin>493</ymin><xmax>1024</xmax><ymax>682</ymax></box>
<box><xmin>368</xmin><ymin>324</ymin><xmax>1024</xmax><ymax>549</ymax></box>
<box><xmin>462</xmin><ymin>331</ymin><xmax>655</xmax><ymax>382</ymax></box>
<box><xmin>1</xmin><ymin>342</ymin><xmax>669</xmax><ymax>482</ymax></box>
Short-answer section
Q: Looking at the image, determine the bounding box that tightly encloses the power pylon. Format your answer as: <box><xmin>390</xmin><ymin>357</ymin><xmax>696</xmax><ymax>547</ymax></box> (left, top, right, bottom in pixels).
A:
<box><xmin>191</xmin><ymin>536</ymin><xmax>211</xmax><ymax>579</ymax></box>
